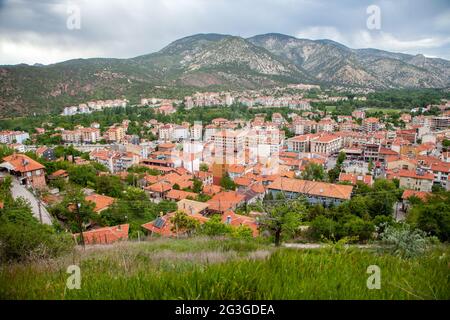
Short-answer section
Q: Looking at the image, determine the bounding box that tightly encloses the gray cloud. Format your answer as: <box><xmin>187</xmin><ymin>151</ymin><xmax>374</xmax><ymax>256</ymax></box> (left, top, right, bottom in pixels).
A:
<box><xmin>0</xmin><ymin>0</ymin><xmax>449</xmax><ymax>65</ymax></box>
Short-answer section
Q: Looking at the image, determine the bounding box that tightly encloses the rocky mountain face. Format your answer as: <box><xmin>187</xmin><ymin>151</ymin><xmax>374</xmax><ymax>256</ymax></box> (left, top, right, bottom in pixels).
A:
<box><xmin>0</xmin><ymin>33</ymin><xmax>449</xmax><ymax>116</ymax></box>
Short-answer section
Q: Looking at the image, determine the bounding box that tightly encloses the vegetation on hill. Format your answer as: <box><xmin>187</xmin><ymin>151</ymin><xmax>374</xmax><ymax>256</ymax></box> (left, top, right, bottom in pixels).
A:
<box><xmin>0</xmin><ymin>238</ymin><xmax>448</xmax><ymax>299</ymax></box>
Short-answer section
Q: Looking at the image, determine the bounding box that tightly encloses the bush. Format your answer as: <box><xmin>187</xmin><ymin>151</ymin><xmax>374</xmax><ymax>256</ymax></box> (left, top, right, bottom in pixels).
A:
<box><xmin>0</xmin><ymin>199</ymin><xmax>73</xmax><ymax>262</ymax></box>
<box><xmin>0</xmin><ymin>222</ymin><xmax>74</xmax><ymax>262</ymax></box>
<box><xmin>380</xmin><ymin>223</ymin><xmax>436</xmax><ymax>258</ymax></box>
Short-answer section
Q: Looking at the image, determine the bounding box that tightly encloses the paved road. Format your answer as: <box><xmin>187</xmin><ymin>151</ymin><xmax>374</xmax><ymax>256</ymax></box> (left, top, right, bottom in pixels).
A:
<box><xmin>11</xmin><ymin>178</ymin><xmax>52</xmax><ymax>225</ymax></box>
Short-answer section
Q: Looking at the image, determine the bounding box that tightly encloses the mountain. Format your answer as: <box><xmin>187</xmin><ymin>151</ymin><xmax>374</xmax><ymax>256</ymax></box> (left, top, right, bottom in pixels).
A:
<box><xmin>1</xmin><ymin>33</ymin><xmax>449</xmax><ymax>117</ymax></box>
<box><xmin>247</xmin><ymin>33</ymin><xmax>450</xmax><ymax>88</ymax></box>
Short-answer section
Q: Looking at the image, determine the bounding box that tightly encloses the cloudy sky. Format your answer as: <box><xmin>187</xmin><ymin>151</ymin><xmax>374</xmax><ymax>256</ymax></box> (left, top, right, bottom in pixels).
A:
<box><xmin>0</xmin><ymin>0</ymin><xmax>449</xmax><ymax>65</ymax></box>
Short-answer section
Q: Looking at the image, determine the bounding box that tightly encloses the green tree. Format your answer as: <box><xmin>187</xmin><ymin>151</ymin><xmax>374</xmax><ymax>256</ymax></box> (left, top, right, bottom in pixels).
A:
<box><xmin>301</xmin><ymin>163</ymin><xmax>325</xmax><ymax>181</ymax></box>
<box><xmin>220</xmin><ymin>173</ymin><xmax>237</xmax><ymax>191</ymax></box>
<box><xmin>199</xmin><ymin>163</ymin><xmax>209</xmax><ymax>172</ymax></box>
<box><xmin>259</xmin><ymin>200</ymin><xmax>304</xmax><ymax>246</ymax></box>
<box><xmin>192</xmin><ymin>178</ymin><xmax>203</xmax><ymax>193</ymax></box>
<box><xmin>170</xmin><ymin>210</ymin><xmax>200</xmax><ymax>236</ymax></box>
<box><xmin>95</xmin><ymin>175</ymin><xmax>123</xmax><ymax>198</ymax></box>
<box><xmin>199</xmin><ymin>215</ymin><xmax>232</xmax><ymax>236</ymax></box>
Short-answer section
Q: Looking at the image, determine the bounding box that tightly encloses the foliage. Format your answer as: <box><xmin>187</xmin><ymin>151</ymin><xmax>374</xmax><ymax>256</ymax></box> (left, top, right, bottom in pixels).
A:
<box><xmin>220</xmin><ymin>173</ymin><xmax>237</xmax><ymax>191</ymax></box>
<box><xmin>407</xmin><ymin>191</ymin><xmax>450</xmax><ymax>242</ymax></box>
<box><xmin>380</xmin><ymin>223</ymin><xmax>436</xmax><ymax>258</ymax></box>
<box><xmin>169</xmin><ymin>210</ymin><xmax>200</xmax><ymax>235</ymax></box>
<box><xmin>301</xmin><ymin>163</ymin><xmax>325</xmax><ymax>181</ymax></box>
<box><xmin>95</xmin><ymin>175</ymin><xmax>124</xmax><ymax>198</ymax></box>
<box><xmin>1</xmin><ymin>238</ymin><xmax>449</xmax><ymax>299</ymax></box>
<box><xmin>0</xmin><ymin>179</ymin><xmax>73</xmax><ymax>262</ymax></box>
<box><xmin>259</xmin><ymin>199</ymin><xmax>305</xmax><ymax>246</ymax></box>
<box><xmin>199</xmin><ymin>215</ymin><xmax>232</xmax><ymax>236</ymax></box>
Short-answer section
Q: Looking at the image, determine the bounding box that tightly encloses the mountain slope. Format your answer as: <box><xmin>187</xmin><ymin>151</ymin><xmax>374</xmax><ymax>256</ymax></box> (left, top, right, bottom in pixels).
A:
<box><xmin>248</xmin><ymin>33</ymin><xmax>450</xmax><ymax>89</ymax></box>
<box><xmin>0</xmin><ymin>32</ymin><xmax>449</xmax><ymax>117</ymax></box>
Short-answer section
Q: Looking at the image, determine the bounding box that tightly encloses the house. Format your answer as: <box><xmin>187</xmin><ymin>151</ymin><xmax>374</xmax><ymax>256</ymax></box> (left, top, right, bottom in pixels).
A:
<box><xmin>387</xmin><ymin>169</ymin><xmax>434</xmax><ymax>192</ymax></box>
<box><xmin>267</xmin><ymin>177</ymin><xmax>353</xmax><ymax>205</ymax></box>
<box><xmin>222</xmin><ymin>210</ymin><xmax>259</xmax><ymax>237</ymax></box>
<box><xmin>401</xmin><ymin>190</ymin><xmax>431</xmax><ymax>212</ymax></box>
<box><xmin>338</xmin><ymin>173</ymin><xmax>373</xmax><ymax>186</ymax></box>
<box><xmin>49</xmin><ymin>169</ymin><xmax>69</xmax><ymax>181</ymax></box>
<box><xmin>141</xmin><ymin>211</ymin><xmax>208</xmax><ymax>237</ymax></box>
<box><xmin>85</xmin><ymin>194</ymin><xmax>115</xmax><ymax>213</ymax></box>
<box><xmin>35</xmin><ymin>147</ymin><xmax>56</xmax><ymax>161</ymax></box>
<box><xmin>0</xmin><ymin>154</ymin><xmax>46</xmax><ymax>188</ymax></box>
<box><xmin>177</xmin><ymin>199</ymin><xmax>209</xmax><ymax>215</ymax></box>
<box><xmin>73</xmin><ymin>224</ymin><xmax>129</xmax><ymax>245</ymax></box>
<box><xmin>206</xmin><ymin>191</ymin><xmax>246</xmax><ymax>213</ymax></box>
<box><xmin>165</xmin><ymin>189</ymin><xmax>198</xmax><ymax>201</ymax></box>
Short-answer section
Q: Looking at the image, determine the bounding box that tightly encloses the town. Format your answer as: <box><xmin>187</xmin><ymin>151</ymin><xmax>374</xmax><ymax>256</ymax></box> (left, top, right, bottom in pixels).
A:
<box><xmin>0</xmin><ymin>85</ymin><xmax>449</xmax><ymax>248</ymax></box>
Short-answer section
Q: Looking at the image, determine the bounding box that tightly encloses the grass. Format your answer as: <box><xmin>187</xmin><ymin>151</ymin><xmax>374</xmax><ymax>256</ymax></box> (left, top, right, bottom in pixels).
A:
<box><xmin>0</xmin><ymin>237</ymin><xmax>449</xmax><ymax>300</ymax></box>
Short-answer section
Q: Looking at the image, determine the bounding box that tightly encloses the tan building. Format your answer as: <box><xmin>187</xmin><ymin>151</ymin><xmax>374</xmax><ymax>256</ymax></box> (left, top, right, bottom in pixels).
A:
<box><xmin>310</xmin><ymin>134</ymin><xmax>342</xmax><ymax>155</ymax></box>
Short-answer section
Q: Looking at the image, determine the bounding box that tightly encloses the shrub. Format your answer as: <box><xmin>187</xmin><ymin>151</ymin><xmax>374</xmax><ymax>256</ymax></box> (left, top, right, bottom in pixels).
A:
<box><xmin>0</xmin><ymin>198</ymin><xmax>73</xmax><ymax>262</ymax></box>
<box><xmin>380</xmin><ymin>223</ymin><xmax>435</xmax><ymax>258</ymax></box>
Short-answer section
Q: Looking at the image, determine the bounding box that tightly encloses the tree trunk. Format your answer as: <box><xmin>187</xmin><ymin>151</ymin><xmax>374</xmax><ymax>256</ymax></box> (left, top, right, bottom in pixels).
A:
<box><xmin>274</xmin><ymin>228</ymin><xmax>282</xmax><ymax>247</ymax></box>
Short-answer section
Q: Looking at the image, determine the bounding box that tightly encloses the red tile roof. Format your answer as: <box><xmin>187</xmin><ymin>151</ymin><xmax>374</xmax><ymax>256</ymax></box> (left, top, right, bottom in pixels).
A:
<box><xmin>402</xmin><ymin>190</ymin><xmax>431</xmax><ymax>201</ymax></box>
<box><xmin>267</xmin><ymin>177</ymin><xmax>353</xmax><ymax>200</ymax></box>
<box><xmin>85</xmin><ymin>194</ymin><xmax>115</xmax><ymax>213</ymax></box>
<box><xmin>74</xmin><ymin>224</ymin><xmax>129</xmax><ymax>245</ymax></box>
<box><xmin>2</xmin><ymin>154</ymin><xmax>45</xmax><ymax>172</ymax></box>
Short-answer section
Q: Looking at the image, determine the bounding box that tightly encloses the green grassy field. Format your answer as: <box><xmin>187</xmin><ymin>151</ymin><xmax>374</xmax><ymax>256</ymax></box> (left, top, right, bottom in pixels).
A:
<box><xmin>0</xmin><ymin>238</ymin><xmax>449</xmax><ymax>300</ymax></box>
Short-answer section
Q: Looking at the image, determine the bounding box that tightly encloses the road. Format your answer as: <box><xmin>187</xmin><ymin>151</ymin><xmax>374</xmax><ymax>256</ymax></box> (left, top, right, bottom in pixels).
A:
<box><xmin>10</xmin><ymin>178</ymin><xmax>53</xmax><ymax>225</ymax></box>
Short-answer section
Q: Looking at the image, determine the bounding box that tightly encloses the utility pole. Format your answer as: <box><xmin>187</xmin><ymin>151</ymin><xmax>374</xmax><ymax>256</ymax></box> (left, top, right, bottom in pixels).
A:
<box><xmin>34</xmin><ymin>187</ymin><xmax>43</xmax><ymax>224</ymax></box>
<box><xmin>76</xmin><ymin>202</ymin><xmax>85</xmax><ymax>249</ymax></box>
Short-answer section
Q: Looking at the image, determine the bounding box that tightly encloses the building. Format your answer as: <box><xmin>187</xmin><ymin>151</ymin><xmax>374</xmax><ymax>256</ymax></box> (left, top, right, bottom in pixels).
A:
<box><xmin>352</xmin><ymin>110</ymin><xmax>366</xmax><ymax>119</ymax></box>
<box><xmin>338</xmin><ymin>173</ymin><xmax>373</xmax><ymax>186</ymax></box>
<box><xmin>310</xmin><ymin>134</ymin><xmax>342</xmax><ymax>155</ymax></box>
<box><xmin>0</xmin><ymin>130</ymin><xmax>30</xmax><ymax>144</ymax></box>
<box><xmin>105</xmin><ymin>126</ymin><xmax>125</xmax><ymax>143</ymax></box>
<box><xmin>388</xmin><ymin>169</ymin><xmax>434</xmax><ymax>192</ymax></box>
<box><xmin>431</xmin><ymin>116</ymin><xmax>449</xmax><ymax>131</ymax></box>
<box><xmin>73</xmin><ymin>224</ymin><xmax>129</xmax><ymax>245</ymax></box>
<box><xmin>0</xmin><ymin>154</ymin><xmax>46</xmax><ymax>188</ymax></box>
<box><xmin>190</xmin><ymin>123</ymin><xmax>203</xmax><ymax>141</ymax></box>
<box><xmin>362</xmin><ymin>117</ymin><xmax>380</xmax><ymax>132</ymax></box>
<box><xmin>85</xmin><ymin>194</ymin><xmax>116</xmax><ymax>213</ymax></box>
<box><xmin>267</xmin><ymin>177</ymin><xmax>353</xmax><ymax>205</ymax></box>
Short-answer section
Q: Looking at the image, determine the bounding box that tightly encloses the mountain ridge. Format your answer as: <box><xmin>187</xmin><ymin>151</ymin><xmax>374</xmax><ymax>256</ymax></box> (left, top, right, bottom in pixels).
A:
<box><xmin>0</xmin><ymin>32</ymin><xmax>449</xmax><ymax>116</ymax></box>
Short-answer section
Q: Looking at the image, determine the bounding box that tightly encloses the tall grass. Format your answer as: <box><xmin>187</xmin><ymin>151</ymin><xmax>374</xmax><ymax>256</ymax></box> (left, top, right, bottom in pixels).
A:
<box><xmin>0</xmin><ymin>238</ymin><xmax>448</xmax><ymax>300</ymax></box>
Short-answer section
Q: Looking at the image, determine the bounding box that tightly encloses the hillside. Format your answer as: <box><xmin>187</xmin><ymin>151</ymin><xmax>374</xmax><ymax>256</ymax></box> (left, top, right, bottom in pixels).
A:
<box><xmin>1</xmin><ymin>238</ymin><xmax>449</xmax><ymax>299</ymax></box>
<box><xmin>1</xmin><ymin>32</ymin><xmax>450</xmax><ymax>117</ymax></box>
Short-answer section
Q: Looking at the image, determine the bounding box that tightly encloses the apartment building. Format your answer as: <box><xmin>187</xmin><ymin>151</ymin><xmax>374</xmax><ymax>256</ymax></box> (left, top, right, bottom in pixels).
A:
<box><xmin>362</xmin><ymin>117</ymin><xmax>380</xmax><ymax>132</ymax></box>
<box><xmin>105</xmin><ymin>126</ymin><xmax>125</xmax><ymax>143</ymax></box>
<box><xmin>310</xmin><ymin>134</ymin><xmax>342</xmax><ymax>155</ymax></box>
<box><xmin>0</xmin><ymin>130</ymin><xmax>30</xmax><ymax>144</ymax></box>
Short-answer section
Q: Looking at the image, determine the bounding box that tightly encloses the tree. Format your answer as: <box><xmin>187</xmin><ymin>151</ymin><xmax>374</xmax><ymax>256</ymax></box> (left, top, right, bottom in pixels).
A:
<box><xmin>301</xmin><ymin>163</ymin><xmax>325</xmax><ymax>181</ymax></box>
<box><xmin>51</xmin><ymin>187</ymin><xmax>96</xmax><ymax>236</ymax></box>
<box><xmin>172</xmin><ymin>183</ymin><xmax>180</xmax><ymax>190</ymax></box>
<box><xmin>259</xmin><ymin>200</ymin><xmax>304</xmax><ymax>246</ymax></box>
<box><xmin>220</xmin><ymin>173</ymin><xmax>237</xmax><ymax>191</ymax></box>
<box><xmin>95</xmin><ymin>175</ymin><xmax>123</xmax><ymax>198</ymax></box>
<box><xmin>199</xmin><ymin>163</ymin><xmax>209</xmax><ymax>172</ymax></box>
<box><xmin>336</xmin><ymin>151</ymin><xmax>346</xmax><ymax>167</ymax></box>
<box><xmin>192</xmin><ymin>178</ymin><xmax>203</xmax><ymax>193</ymax></box>
<box><xmin>170</xmin><ymin>210</ymin><xmax>200</xmax><ymax>236</ymax></box>
<box><xmin>199</xmin><ymin>215</ymin><xmax>232</xmax><ymax>236</ymax></box>
<box><xmin>67</xmin><ymin>164</ymin><xmax>98</xmax><ymax>187</ymax></box>
<box><xmin>407</xmin><ymin>192</ymin><xmax>450</xmax><ymax>242</ymax></box>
